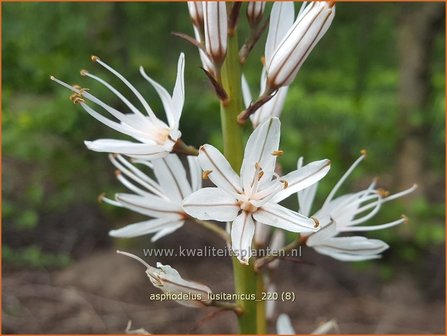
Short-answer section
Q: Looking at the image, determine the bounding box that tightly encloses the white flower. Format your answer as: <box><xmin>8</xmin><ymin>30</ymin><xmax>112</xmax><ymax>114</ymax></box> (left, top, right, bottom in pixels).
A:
<box><xmin>298</xmin><ymin>154</ymin><xmax>417</xmax><ymax>261</ymax></box>
<box><xmin>183</xmin><ymin>118</ymin><xmax>330</xmax><ymax>264</ymax></box>
<box><xmin>50</xmin><ymin>53</ymin><xmax>185</xmax><ymax>160</ymax></box>
<box><xmin>117</xmin><ymin>251</ymin><xmax>212</xmax><ymax>308</ymax></box>
<box><xmin>277</xmin><ymin>314</ymin><xmax>338</xmax><ymax>335</ymax></box>
<box><xmin>101</xmin><ymin>153</ymin><xmax>201</xmax><ymax>242</ymax></box>
<box><xmin>241</xmin><ymin>2</ymin><xmax>295</xmax><ymax>128</ymax></box>
<box><xmin>267</xmin><ymin>1</ymin><xmax>335</xmax><ymax>90</ymax></box>
<box><xmin>203</xmin><ymin>2</ymin><xmax>227</xmax><ymax>65</ymax></box>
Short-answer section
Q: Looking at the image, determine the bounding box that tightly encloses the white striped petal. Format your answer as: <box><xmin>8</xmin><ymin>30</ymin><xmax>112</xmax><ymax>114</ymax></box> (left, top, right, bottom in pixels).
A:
<box><xmin>183</xmin><ymin>187</ymin><xmax>239</xmax><ymax>221</ymax></box>
<box><xmin>265</xmin><ymin>2</ymin><xmax>295</xmax><ymax>66</ymax></box>
<box><xmin>203</xmin><ymin>1</ymin><xmax>227</xmax><ymax>64</ymax></box>
<box><xmin>231</xmin><ymin>212</ymin><xmax>256</xmax><ymax>265</ymax></box>
<box><xmin>250</xmin><ymin>86</ymin><xmax>289</xmax><ymax>128</ymax></box>
<box><xmin>187</xmin><ymin>156</ymin><xmax>202</xmax><ymax>192</ymax></box>
<box><xmin>254</xmin><ymin>202</ymin><xmax>317</xmax><ymax>232</ymax></box>
<box><xmin>115</xmin><ymin>193</ymin><xmax>182</xmax><ymax>218</ymax></box>
<box><xmin>150</xmin><ymin>222</ymin><xmax>184</xmax><ymax>242</ymax></box>
<box><xmin>241</xmin><ymin>117</ymin><xmax>281</xmax><ymax>191</ymax></box>
<box><xmin>198</xmin><ymin>144</ymin><xmax>243</xmax><ymax>194</ymax></box>
<box><xmin>152</xmin><ymin>155</ymin><xmax>192</xmax><ymax>203</ymax></box>
<box><xmin>109</xmin><ymin>216</ymin><xmax>183</xmax><ymax>238</ymax></box>
<box><xmin>84</xmin><ymin>139</ymin><xmax>169</xmax><ymax>159</ymax></box>
<box><xmin>274</xmin><ymin>159</ymin><xmax>330</xmax><ymax>202</ymax></box>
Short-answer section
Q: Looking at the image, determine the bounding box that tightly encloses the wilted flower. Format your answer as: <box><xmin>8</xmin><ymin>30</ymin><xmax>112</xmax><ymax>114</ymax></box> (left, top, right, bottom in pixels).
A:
<box><xmin>51</xmin><ymin>53</ymin><xmax>185</xmax><ymax>159</ymax></box>
<box><xmin>101</xmin><ymin>153</ymin><xmax>201</xmax><ymax>242</ymax></box>
<box><xmin>183</xmin><ymin>118</ymin><xmax>330</xmax><ymax>264</ymax></box>
<box><xmin>266</xmin><ymin>1</ymin><xmax>335</xmax><ymax>90</ymax></box>
<box><xmin>117</xmin><ymin>251</ymin><xmax>212</xmax><ymax>308</ymax></box>
<box><xmin>298</xmin><ymin>154</ymin><xmax>417</xmax><ymax>261</ymax></box>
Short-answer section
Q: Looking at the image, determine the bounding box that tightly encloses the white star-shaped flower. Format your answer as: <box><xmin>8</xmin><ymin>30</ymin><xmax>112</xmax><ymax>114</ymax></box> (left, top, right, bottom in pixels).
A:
<box><xmin>51</xmin><ymin>53</ymin><xmax>185</xmax><ymax>159</ymax></box>
<box><xmin>297</xmin><ymin>154</ymin><xmax>417</xmax><ymax>261</ymax></box>
<box><xmin>183</xmin><ymin>118</ymin><xmax>330</xmax><ymax>264</ymax></box>
<box><xmin>102</xmin><ymin>153</ymin><xmax>201</xmax><ymax>242</ymax></box>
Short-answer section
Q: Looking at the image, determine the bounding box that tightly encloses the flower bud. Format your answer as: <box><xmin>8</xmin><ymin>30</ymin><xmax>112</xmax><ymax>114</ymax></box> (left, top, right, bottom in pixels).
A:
<box><xmin>117</xmin><ymin>251</ymin><xmax>212</xmax><ymax>308</ymax></box>
<box><xmin>246</xmin><ymin>2</ymin><xmax>266</xmax><ymax>28</ymax></box>
<box><xmin>266</xmin><ymin>1</ymin><xmax>335</xmax><ymax>90</ymax></box>
<box><xmin>187</xmin><ymin>1</ymin><xmax>204</xmax><ymax>29</ymax></box>
<box><xmin>203</xmin><ymin>1</ymin><xmax>228</xmax><ymax>65</ymax></box>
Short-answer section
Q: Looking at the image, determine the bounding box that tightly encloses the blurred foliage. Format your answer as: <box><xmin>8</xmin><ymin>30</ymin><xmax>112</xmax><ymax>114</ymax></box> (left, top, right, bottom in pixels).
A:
<box><xmin>2</xmin><ymin>3</ymin><xmax>444</xmax><ymax>270</ymax></box>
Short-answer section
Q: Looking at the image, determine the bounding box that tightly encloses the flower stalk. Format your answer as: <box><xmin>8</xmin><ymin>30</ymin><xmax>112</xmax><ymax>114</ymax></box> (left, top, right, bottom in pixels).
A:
<box><xmin>218</xmin><ymin>10</ymin><xmax>265</xmax><ymax>333</ymax></box>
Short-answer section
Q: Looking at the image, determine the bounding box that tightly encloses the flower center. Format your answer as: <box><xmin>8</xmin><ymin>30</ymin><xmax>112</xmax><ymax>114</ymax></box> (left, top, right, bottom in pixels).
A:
<box><xmin>239</xmin><ymin>200</ymin><xmax>258</xmax><ymax>213</ymax></box>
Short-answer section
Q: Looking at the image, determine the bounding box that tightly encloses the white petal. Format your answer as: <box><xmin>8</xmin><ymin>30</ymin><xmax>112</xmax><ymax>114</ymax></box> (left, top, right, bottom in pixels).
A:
<box><xmin>115</xmin><ymin>193</ymin><xmax>181</xmax><ymax>218</ymax></box>
<box><xmin>183</xmin><ymin>187</ymin><xmax>239</xmax><ymax>221</ymax></box>
<box><xmin>251</xmin><ymin>86</ymin><xmax>289</xmax><ymax>128</ymax></box>
<box><xmin>171</xmin><ymin>53</ymin><xmax>185</xmax><ymax>128</ymax></box>
<box><xmin>313</xmin><ymin>246</ymin><xmax>384</xmax><ymax>262</ymax></box>
<box><xmin>277</xmin><ymin>314</ymin><xmax>295</xmax><ymax>335</ymax></box>
<box><xmin>198</xmin><ymin>144</ymin><xmax>243</xmax><ymax>194</ymax></box>
<box><xmin>265</xmin><ymin>2</ymin><xmax>295</xmax><ymax>66</ymax></box>
<box><xmin>241</xmin><ymin>74</ymin><xmax>252</xmax><ymax>109</ymax></box>
<box><xmin>268</xmin><ymin>229</ymin><xmax>285</xmax><ymax>269</ymax></box>
<box><xmin>203</xmin><ymin>1</ymin><xmax>227</xmax><ymax>62</ymax></box>
<box><xmin>231</xmin><ymin>212</ymin><xmax>256</xmax><ymax>265</ymax></box>
<box><xmin>273</xmin><ymin>159</ymin><xmax>330</xmax><ymax>202</ymax></box>
<box><xmin>109</xmin><ymin>216</ymin><xmax>183</xmax><ymax>238</ymax></box>
<box><xmin>187</xmin><ymin>156</ymin><xmax>202</xmax><ymax>192</ymax></box>
<box><xmin>152</xmin><ymin>155</ymin><xmax>192</xmax><ymax>202</ymax></box>
<box><xmin>151</xmin><ymin>222</ymin><xmax>184</xmax><ymax>242</ymax></box>
<box><xmin>85</xmin><ymin>139</ymin><xmax>169</xmax><ymax>158</ymax></box>
<box><xmin>311</xmin><ymin>319</ymin><xmax>339</xmax><ymax>335</ymax></box>
<box><xmin>254</xmin><ymin>221</ymin><xmax>271</xmax><ymax>246</ymax></box>
<box><xmin>296</xmin><ymin>157</ymin><xmax>319</xmax><ymax>217</ymax></box>
<box><xmin>254</xmin><ymin>202</ymin><xmax>317</xmax><ymax>232</ymax></box>
<box><xmin>241</xmin><ymin>117</ymin><xmax>280</xmax><ymax>192</ymax></box>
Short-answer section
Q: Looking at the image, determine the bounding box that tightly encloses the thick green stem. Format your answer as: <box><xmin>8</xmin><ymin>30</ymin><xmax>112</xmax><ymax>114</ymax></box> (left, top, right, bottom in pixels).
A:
<box><xmin>219</xmin><ymin>13</ymin><xmax>266</xmax><ymax>334</ymax></box>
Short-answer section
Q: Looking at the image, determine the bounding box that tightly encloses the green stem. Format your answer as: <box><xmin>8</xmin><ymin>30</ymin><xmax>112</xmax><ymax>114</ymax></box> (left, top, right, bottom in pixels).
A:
<box><xmin>219</xmin><ymin>11</ymin><xmax>266</xmax><ymax>334</ymax></box>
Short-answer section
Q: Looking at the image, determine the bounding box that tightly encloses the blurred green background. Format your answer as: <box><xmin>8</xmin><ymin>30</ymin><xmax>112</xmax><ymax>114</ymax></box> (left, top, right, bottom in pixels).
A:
<box><xmin>2</xmin><ymin>2</ymin><xmax>445</xmax><ymax>334</ymax></box>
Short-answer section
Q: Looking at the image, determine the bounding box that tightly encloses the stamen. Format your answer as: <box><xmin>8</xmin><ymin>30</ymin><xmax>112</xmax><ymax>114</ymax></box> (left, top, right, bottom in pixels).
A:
<box><xmin>402</xmin><ymin>214</ymin><xmax>409</xmax><ymax>224</ymax></box>
<box><xmin>312</xmin><ymin>216</ymin><xmax>320</xmax><ymax>229</ymax></box>
<box><xmin>91</xmin><ymin>55</ymin><xmax>100</xmax><ymax>62</ymax></box>
<box><xmin>202</xmin><ymin>170</ymin><xmax>212</xmax><ymax>179</ymax></box>
<box><xmin>377</xmin><ymin>188</ymin><xmax>389</xmax><ymax>198</ymax></box>
<box><xmin>115</xmin><ymin>169</ymin><xmax>121</xmax><ymax>176</ymax></box>
<box><xmin>80</xmin><ymin>69</ymin><xmax>89</xmax><ymax>76</ymax></box>
<box><xmin>258</xmin><ymin>171</ymin><xmax>264</xmax><ymax>180</ymax></box>
<box><xmin>360</xmin><ymin>148</ymin><xmax>367</xmax><ymax>157</ymax></box>
<box><xmin>116</xmin><ymin>250</ymin><xmax>152</xmax><ymax>269</ymax></box>
<box><xmin>97</xmin><ymin>192</ymin><xmax>106</xmax><ymax>203</ymax></box>
<box><xmin>260</xmin><ymin>56</ymin><xmax>266</xmax><ymax>66</ymax></box>
<box><xmin>280</xmin><ymin>180</ymin><xmax>288</xmax><ymax>189</ymax></box>
<box><xmin>272</xmin><ymin>150</ymin><xmax>284</xmax><ymax>157</ymax></box>
<box><xmin>322</xmin><ymin>154</ymin><xmax>366</xmax><ymax>208</ymax></box>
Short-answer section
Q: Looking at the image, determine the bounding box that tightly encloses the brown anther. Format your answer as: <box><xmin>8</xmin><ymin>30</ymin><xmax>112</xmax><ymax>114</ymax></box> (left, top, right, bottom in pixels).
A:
<box><xmin>360</xmin><ymin>149</ymin><xmax>367</xmax><ymax>157</ymax></box>
<box><xmin>115</xmin><ymin>169</ymin><xmax>122</xmax><ymax>176</ymax></box>
<box><xmin>255</xmin><ymin>162</ymin><xmax>261</xmax><ymax>170</ymax></box>
<box><xmin>91</xmin><ymin>55</ymin><xmax>100</xmax><ymax>62</ymax></box>
<box><xmin>72</xmin><ymin>84</ymin><xmax>82</xmax><ymax>90</ymax></box>
<box><xmin>202</xmin><ymin>170</ymin><xmax>212</xmax><ymax>179</ymax></box>
<box><xmin>97</xmin><ymin>192</ymin><xmax>106</xmax><ymax>203</ymax></box>
<box><xmin>280</xmin><ymin>180</ymin><xmax>288</xmax><ymax>189</ymax></box>
<box><xmin>312</xmin><ymin>217</ymin><xmax>320</xmax><ymax>229</ymax></box>
<box><xmin>260</xmin><ymin>56</ymin><xmax>266</xmax><ymax>66</ymax></box>
<box><xmin>80</xmin><ymin>69</ymin><xmax>89</xmax><ymax>76</ymax></box>
<box><xmin>78</xmin><ymin>88</ymin><xmax>89</xmax><ymax>95</ymax></box>
<box><xmin>272</xmin><ymin>150</ymin><xmax>284</xmax><ymax>157</ymax></box>
<box><xmin>401</xmin><ymin>214</ymin><xmax>409</xmax><ymax>224</ymax></box>
<box><xmin>377</xmin><ymin>188</ymin><xmax>390</xmax><ymax>198</ymax></box>
<box><xmin>69</xmin><ymin>93</ymin><xmax>85</xmax><ymax>104</ymax></box>
<box><xmin>258</xmin><ymin>171</ymin><xmax>264</xmax><ymax>180</ymax></box>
